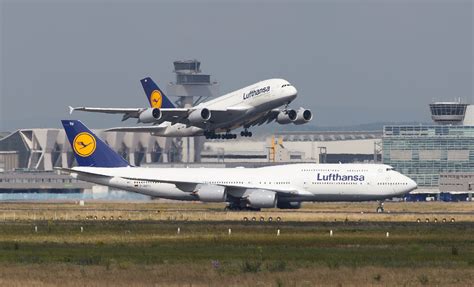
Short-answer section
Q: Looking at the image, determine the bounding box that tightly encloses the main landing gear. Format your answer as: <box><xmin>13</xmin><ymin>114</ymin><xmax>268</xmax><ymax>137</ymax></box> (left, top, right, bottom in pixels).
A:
<box><xmin>376</xmin><ymin>201</ymin><xmax>385</xmax><ymax>213</ymax></box>
<box><xmin>225</xmin><ymin>202</ymin><xmax>260</xmax><ymax>211</ymax></box>
<box><xmin>240</xmin><ymin>128</ymin><xmax>252</xmax><ymax>137</ymax></box>
<box><xmin>204</xmin><ymin>131</ymin><xmax>237</xmax><ymax>140</ymax></box>
<box><xmin>204</xmin><ymin>129</ymin><xmax>253</xmax><ymax>139</ymax></box>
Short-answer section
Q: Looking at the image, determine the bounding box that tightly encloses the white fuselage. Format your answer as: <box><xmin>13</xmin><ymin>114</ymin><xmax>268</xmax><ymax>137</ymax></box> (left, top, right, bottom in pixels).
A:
<box><xmin>152</xmin><ymin>78</ymin><xmax>297</xmax><ymax>136</ymax></box>
<box><xmin>71</xmin><ymin>163</ymin><xmax>417</xmax><ymax>202</ymax></box>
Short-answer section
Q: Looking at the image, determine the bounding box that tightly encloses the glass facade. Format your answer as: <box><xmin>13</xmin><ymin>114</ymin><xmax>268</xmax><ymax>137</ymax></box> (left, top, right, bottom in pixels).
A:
<box><xmin>429</xmin><ymin>103</ymin><xmax>467</xmax><ymax>116</ymax></box>
<box><xmin>383</xmin><ymin>125</ymin><xmax>474</xmax><ymax>187</ymax></box>
<box><xmin>173</xmin><ymin>61</ymin><xmax>200</xmax><ymax>72</ymax></box>
<box><xmin>429</xmin><ymin>103</ymin><xmax>467</xmax><ymax>124</ymax></box>
<box><xmin>177</xmin><ymin>74</ymin><xmax>210</xmax><ymax>84</ymax></box>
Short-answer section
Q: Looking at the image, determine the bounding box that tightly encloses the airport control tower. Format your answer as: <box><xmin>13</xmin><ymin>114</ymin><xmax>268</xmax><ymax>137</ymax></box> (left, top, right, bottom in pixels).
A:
<box><xmin>429</xmin><ymin>101</ymin><xmax>474</xmax><ymax>125</ymax></box>
<box><xmin>167</xmin><ymin>60</ymin><xmax>219</xmax><ymax>162</ymax></box>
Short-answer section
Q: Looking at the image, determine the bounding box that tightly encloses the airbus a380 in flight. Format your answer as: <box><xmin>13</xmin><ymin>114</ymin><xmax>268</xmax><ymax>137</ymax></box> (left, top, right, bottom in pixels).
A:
<box><xmin>60</xmin><ymin>120</ymin><xmax>417</xmax><ymax>212</ymax></box>
<box><xmin>70</xmin><ymin>77</ymin><xmax>312</xmax><ymax>139</ymax></box>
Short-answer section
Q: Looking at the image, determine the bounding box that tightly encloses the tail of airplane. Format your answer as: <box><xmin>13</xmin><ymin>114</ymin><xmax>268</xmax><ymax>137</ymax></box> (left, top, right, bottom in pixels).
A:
<box><xmin>61</xmin><ymin>120</ymin><xmax>129</xmax><ymax>168</ymax></box>
<box><xmin>140</xmin><ymin>77</ymin><xmax>175</xmax><ymax>109</ymax></box>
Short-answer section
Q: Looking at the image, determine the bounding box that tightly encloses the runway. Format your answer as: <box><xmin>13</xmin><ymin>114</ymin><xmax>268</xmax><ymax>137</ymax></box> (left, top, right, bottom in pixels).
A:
<box><xmin>0</xmin><ymin>201</ymin><xmax>472</xmax><ymax>222</ymax></box>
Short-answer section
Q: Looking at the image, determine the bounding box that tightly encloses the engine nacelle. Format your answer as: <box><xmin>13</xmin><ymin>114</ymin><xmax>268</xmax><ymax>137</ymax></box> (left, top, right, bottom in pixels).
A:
<box><xmin>276</xmin><ymin>109</ymin><xmax>297</xmax><ymax>124</ymax></box>
<box><xmin>277</xmin><ymin>201</ymin><xmax>302</xmax><ymax>209</ymax></box>
<box><xmin>245</xmin><ymin>189</ymin><xmax>277</xmax><ymax>208</ymax></box>
<box><xmin>293</xmin><ymin>108</ymin><xmax>312</xmax><ymax>125</ymax></box>
<box><xmin>139</xmin><ymin>108</ymin><xmax>162</xmax><ymax>123</ymax></box>
<box><xmin>194</xmin><ymin>184</ymin><xmax>227</xmax><ymax>202</ymax></box>
<box><xmin>188</xmin><ymin>108</ymin><xmax>211</xmax><ymax>125</ymax></box>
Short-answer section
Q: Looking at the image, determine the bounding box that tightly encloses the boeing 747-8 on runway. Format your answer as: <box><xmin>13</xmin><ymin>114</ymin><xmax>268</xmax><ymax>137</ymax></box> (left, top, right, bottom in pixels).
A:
<box><xmin>59</xmin><ymin>120</ymin><xmax>417</xmax><ymax>212</ymax></box>
<box><xmin>70</xmin><ymin>77</ymin><xmax>312</xmax><ymax>139</ymax></box>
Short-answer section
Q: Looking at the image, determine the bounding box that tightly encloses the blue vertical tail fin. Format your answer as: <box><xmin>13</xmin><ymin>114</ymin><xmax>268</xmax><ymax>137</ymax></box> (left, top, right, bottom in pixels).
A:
<box><xmin>61</xmin><ymin>120</ymin><xmax>129</xmax><ymax>168</ymax></box>
<box><xmin>140</xmin><ymin>77</ymin><xmax>175</xmax><ymax>108</ymax></box>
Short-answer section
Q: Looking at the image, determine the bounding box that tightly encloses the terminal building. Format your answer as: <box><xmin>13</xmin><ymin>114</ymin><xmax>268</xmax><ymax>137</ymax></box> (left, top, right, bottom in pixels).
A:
<box><xmin>201</xmin><ymin>131</ymin><xmax>381</xmax><ymax>164</ymax></box>
<box><xmin>382</xmin><ymin>101</ymin><xmax>474</xmax><ymax>200</ymax></box>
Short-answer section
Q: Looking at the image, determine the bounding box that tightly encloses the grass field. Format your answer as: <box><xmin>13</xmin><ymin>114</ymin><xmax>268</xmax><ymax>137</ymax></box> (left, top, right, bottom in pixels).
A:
<box><xmin>0</xmin><ymin>201</ymin><xmax>472</xmax><ymax>286</ymax></box>
<box><xmin>0</xmin><ymin>218</ymin><xmax>473</xmax><ymax>286</ymax></box>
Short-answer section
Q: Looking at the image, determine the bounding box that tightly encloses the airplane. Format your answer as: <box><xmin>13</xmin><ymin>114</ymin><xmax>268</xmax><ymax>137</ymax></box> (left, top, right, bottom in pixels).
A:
<box><xmin>70</xmin><ymin>77</ymin><xmax>312</xmax><ymax>139</ymax></box>
<box><xmin>59</xmin><ymin>120</ymin><xmax>417</xmax><ymax>212</ymax></box>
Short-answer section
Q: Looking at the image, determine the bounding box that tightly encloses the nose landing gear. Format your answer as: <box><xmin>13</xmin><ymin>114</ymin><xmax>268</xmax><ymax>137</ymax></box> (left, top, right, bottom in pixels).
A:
<box><xmin>240</xmin><ymin>128</ymin><xmax>253</xmax><ymax>137</ymax></box>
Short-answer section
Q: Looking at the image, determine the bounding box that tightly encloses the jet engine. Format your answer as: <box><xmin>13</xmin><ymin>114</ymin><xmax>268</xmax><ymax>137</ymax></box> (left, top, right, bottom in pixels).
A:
<box><xmin>193</xmin><ymin>184</ymin><xmax>227</xmax><ymax>202</ymax></box>
<box><xmin>188</xmin><ymin>108</ymin><xmax>211</xmax><ymax>125</ymax></box>
<box><xmin>276</xmin><ymin>109</ymin><xmax>297</xmax><ymax>124</ymax></box>
<box><xmin>139</xmin><ymin>108</ymin><xmax>162</xmax><ymax>123</ymax></box>
<box><xmin>293</xmin><ymin>108</ymin><xmax>312</xmax><ymax>125</ymax></box>
<box><xmin>276</xmin><ymin>201</ymin><xmax>301</xmax><ymax>209</ymax></box>
<box><xmin>245</xmin><ymin>189</ymin><xmax>277</xmax><ymax>208</ymax></box>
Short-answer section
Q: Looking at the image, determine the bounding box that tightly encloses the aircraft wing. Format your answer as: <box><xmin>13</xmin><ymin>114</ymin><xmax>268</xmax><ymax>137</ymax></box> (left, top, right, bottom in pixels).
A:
<box><xmin>70</xmin><ymin>106</ymin><xmax>144</xmax><ymax>121</ymax></box>
<box><xmin>70</xmin><ymin>105</ymin><xmax>248</xmax><ymax>126</ymax></box>
<box><xmin>159</xmin><ymin>108</ymin><xmax>191</xmax><ymax>121</ymax></box>
<box><xmin>105</xmin><ymin>125</ymin><xmax>168</xmax><ymax>133</ymax></box>
<box><xmin>70</xmin><ymin>106</ymin><xmax>190</xmax><ymax>122</ymax></box>
<box><xmin>60</xmin><ymin>167</ymin><xmax>303</xmax><ymax>196</ymax></box>
<box><xmin>122</xmin><ymin>175</ymin><xmax>303</xmax><ymax>195</ymax></box>
<box><xmin>144</xmin><ymin>106</ymin><xmax>249</xmax><ymax>127</ymax></box>
<box><xmin>203</xmin><ymin>106</ymin><xmax>249</xmax><ymax>124</ymax></box>
<box><xmin>245</xmin><ymin>108</ymin><xmax>280</xmax><ymax>127</ymax></box>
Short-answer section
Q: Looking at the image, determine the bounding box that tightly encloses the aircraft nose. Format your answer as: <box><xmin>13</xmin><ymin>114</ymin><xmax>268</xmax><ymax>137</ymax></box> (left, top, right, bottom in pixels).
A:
<box><xmin>290</xmin><ymin>86</ymin><xmax>297</xmax><ymax>96</ymax></box>
<box><xmin>407</xmin><ymin>177</ymin><xmax>417</xmax><ymax>192</ymax></box>
<box><xmin>286</xmin><ymin>86</ymin><xmax>297</xmax><ymax>100</ymax></box>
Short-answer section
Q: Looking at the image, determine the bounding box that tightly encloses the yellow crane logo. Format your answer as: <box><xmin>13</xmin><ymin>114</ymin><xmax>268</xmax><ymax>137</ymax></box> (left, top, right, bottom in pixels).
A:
<box><xmin>73</xmin><ymin>132</ymin><xmax>96</xmax><ymax>157</ymax></box>
<box><xmin>150</xmin><ymin>90</ymin><xmax>163</xmax><ymax>108</ymax></box>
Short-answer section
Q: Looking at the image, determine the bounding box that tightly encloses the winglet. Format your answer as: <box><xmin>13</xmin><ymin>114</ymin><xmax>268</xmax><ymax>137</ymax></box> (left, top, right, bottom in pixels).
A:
<box><xmin>61</xmin><ymin>120</ymin><xmax>129</xmax><ymax>168</ymax></box>
<box><xmin>140</xmin><ymin>77</ymin><xmax>176</xmax><ymax>108</ymax></box>
<box><xmin>68</xmin><ymin>106</ymin><xmax>75</xmax><ymax>115</ymax></box>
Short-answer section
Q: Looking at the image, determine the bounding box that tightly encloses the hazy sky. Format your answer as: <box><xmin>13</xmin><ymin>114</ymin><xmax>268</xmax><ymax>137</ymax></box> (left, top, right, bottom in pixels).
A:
<box><xmin>1</xmin><ymin>0</ymin><xmax>472</xmax><ymax>131</ymax></box>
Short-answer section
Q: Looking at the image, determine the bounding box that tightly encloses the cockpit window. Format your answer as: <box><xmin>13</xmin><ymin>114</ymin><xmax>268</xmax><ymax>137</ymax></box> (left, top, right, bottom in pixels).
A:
<box><xmin>386</xmin><ymin>168</ymin><xmax>394</xmax><ymax>171</ymax></box>
<box><xmin>281</xmin><ymin>84</ymin><xmax>291</xmax><ymax>88</ymax></box>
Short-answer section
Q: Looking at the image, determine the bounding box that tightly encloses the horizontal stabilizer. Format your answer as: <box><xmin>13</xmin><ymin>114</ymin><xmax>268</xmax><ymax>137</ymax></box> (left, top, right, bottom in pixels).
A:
<box><xmin>55</xmin><ymin>167</ymin><xmax>111</xmax><ymax>178</ymax></box>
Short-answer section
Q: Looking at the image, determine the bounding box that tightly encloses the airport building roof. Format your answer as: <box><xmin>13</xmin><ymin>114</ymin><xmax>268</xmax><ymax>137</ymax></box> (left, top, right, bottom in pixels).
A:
<box><xmin>0</xmin><ymin>128</ymin><xmax>169</xmax><ymax>171</ymax></box>
<box><xmin>274</xmin><ymin>131</ymin><xmax>382</xmax><ymax>142</ymax></box>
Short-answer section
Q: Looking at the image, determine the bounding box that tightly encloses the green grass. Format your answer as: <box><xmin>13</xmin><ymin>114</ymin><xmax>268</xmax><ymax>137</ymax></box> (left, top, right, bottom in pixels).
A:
<box><xmin>0</xmin><ymin>221</ymin><xmax>472</xmax><ymax>269</ymax></box>
<box><xmin>0</xmin><ymin>221</ymin><xmax>472</xmax><ymax>286</ymax></box>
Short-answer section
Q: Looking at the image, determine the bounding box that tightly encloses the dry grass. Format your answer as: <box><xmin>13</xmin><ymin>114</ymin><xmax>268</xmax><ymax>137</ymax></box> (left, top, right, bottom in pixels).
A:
<box><xmin>0</xmin><ymin>201</ymin><xmax>472</xmax><ymax>223</ymax></box>
<box><xmin>0</xmin><ymin>264</ymin><xmax>472</xmax><ymax>286</ymax></box>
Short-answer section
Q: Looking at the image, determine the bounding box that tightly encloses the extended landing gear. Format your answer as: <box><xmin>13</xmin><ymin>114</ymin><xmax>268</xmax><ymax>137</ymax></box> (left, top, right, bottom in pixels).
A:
<box><xmin>376</xmin><ymin>201</ymin><xmax>385</xmax><ymax>213</ymax></box>
<box><xmin>225</xmin><ymin>202</ymin><xmax>260</xmax><ymax>211</ymax></box>
<box><xmin>240</xmin><ymin>128</ymin><xmax>252</xmax><ymax>137</ymax></box>
<box><xmin>204</xmin><ymin>131</ymin><xmax>237</xmax><ymax>140</ymax></box>
<box><xmin>203</xmin><ymin>128</ymin><xmax>252</xmax><ymax>139</ymax></box>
